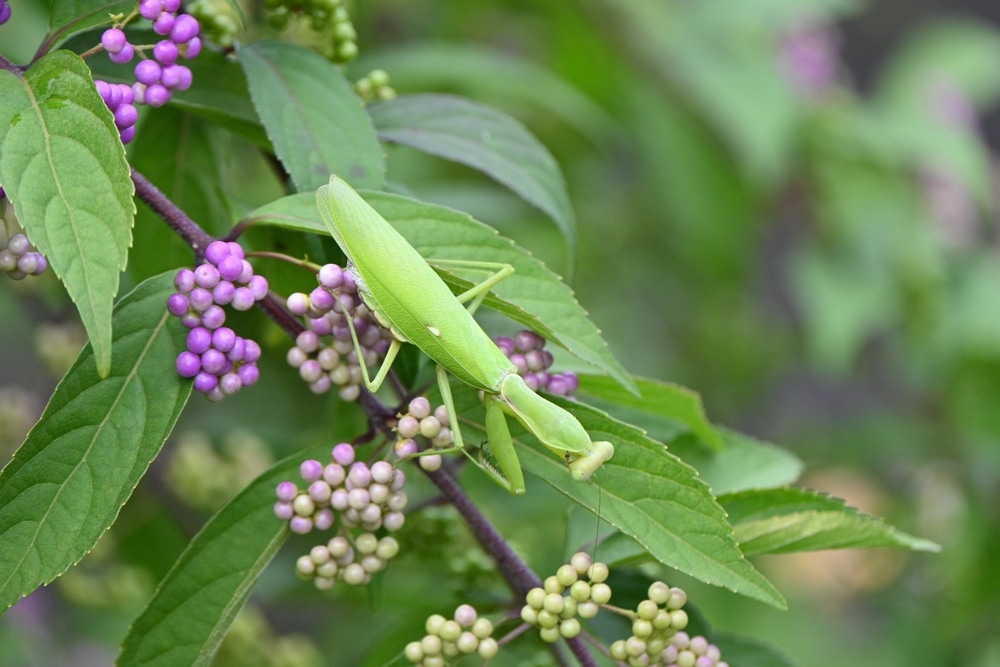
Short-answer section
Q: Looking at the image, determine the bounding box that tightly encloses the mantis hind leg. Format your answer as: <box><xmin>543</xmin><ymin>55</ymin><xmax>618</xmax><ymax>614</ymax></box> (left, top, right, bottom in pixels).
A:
<box><xmin>345</xmin><ymin>312</ymin><xmax>402</xmax><ymax>393</ymax></box>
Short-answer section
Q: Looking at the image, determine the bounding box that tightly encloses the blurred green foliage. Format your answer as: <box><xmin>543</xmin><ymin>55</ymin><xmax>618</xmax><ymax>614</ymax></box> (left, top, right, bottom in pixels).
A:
<box><xmin>2</xmin><ymin>0</ymin><xmax>1000</xmax><ymax>665</ymax></box>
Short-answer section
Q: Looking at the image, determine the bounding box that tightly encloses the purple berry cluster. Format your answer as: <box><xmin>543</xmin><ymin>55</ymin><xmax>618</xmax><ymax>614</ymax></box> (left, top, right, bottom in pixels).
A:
<box><xmin>404</xmin><ymin>605</ymin><xmax>499</xmax><ymax>665</ymax></box>
<box><xmin>285</xmin><ymin>263</ymin><xmax>394</xmax><ymax>401</ymax></box>
<box><xmin>0</xmin><ymin>0</ymin><xmax>11</xmax><ymax>26</ymax></box>
<box><xmin>274</xmin><ymin>443</ymin><xmax>408</xmax><ymax>589</ymax></box>
<box><xmin>0</xmin><ymin>190</ymin><xmax>48</xmax><ymax>281</ymax></box>
<box><xmin>495</xmin><ymin>330</ymin><xmax>579</xmax><ymax>396</ymax></box>
<box><xmin>168</xmin><ymin>241</ymin><xmax>267</xmax><ymax>401</ymax></box>
<box><xmin>96</xmin><ymin>1</ymin><xmax>201</xmax><ymax>143</ymax></box>
<box><xmin>393</xmin><ymin>396</ymin><xmax>455</xmax><ymax>473</ymax></box>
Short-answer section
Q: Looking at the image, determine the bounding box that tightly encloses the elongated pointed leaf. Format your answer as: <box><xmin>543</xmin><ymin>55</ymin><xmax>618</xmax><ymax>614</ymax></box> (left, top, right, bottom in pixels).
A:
<box><xmin>242</xmin><ymin>192</ymin><xmax>636</xmax><ymax>393</ymax></box>
<box><xmin>577</xmin><ymin>375</ymin><xmax>722</xmax><ymax>450</ymax></box>
<box><xmin>369</xmin><ymin>94</ymin><xmax>577</xmax><ymax>255</ymax></box>
<box><xmin>448</xmin><ymin>388</ymin><xmax>786</xmax><ymax>608</ymax></box>
<box><xmin>0</xmin><ymin>51</ymin><xmax>135</xmax><ymax>377</ymax></box>
<box><xmin>0</xmin><ymin>273</ymin><xmax>190</xmax><ymax>612</ymax></box>
<box><xmin>118</xmin><ymin>446</ymin><xmax>331</xmax><ymax>666</ymax></box>
<box><xmin>240</xmin><ymin>40</ymin><xmax>384</xmax><ymax>192</ymax></box>
<box><xmin>676</xmin><ymin>429</ymin><xmax>804</xmax><ymax>496</ymax></box>
<box><xmin>720</xmin><ymin>487</ymin><xmax>941</xmax><ymax>556</ymax></box>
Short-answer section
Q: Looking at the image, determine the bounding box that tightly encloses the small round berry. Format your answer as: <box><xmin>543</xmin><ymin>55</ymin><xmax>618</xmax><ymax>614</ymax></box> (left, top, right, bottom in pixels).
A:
<box><xmin>289</xmin><ymin>516</ymin><xmax>312</xmax><ymax>534</ymax></box>
<box><xmin>113</xmin><ymin>104</ymin><xmax>138</xmax><ymax>129</ymax></box>
<box><xmin>375</xmin><ymin>536</ymin><xmax>399</xmax><ymax>560</ymax></box>
<box><xmin>170</xmin><ymin>14</ymin><xmax>200</xmax><ymax>43</ymax></box>
<box><xmin>667</xmin><ymin>586</ymin><xmax>687</xmax><ymax>610</ymax></box>
<box><xmin>273</xmin><ymin>501</ymin><xmax>293</xmax><ymax>520</ymax></box>
<box><xmin>342</xmin><ymin>562</ymin><xmax>367</xmax><ymax>586</ymax></box>
<box><xmin>144</xmin><ymin>84</ymin><xmax>171</xmax><ymax>108</ymax></box>
<box><xmin>193</xmin><ymin>371</ymin><xmax>218</xmax><ymax>393</ymax></box>
<box><xmin>186</xmin><ymin>327</ymin><xmax>212</xmax><ymax>354</ymax></box>
<box><xmin>477</xmin><ymin>637</ymin><xmax>498</xmax><ymax>660</ymax></box>
<box><xmin>153</xmin><ymin>39</ymin><xmax>179</xmax><ymax>65</ymax></box>
<box><xmin>588</xmin><ymin>562</ymin><xmax>610</xmax><ymax>583</ymax></box>
<box><xmin>231</xmin><ymin>286</ymin><xmax>255</xmax><ymax>311</ymax></box>
<box><xmin>200</xmin><ymin>305</ymin><xmax>226</xmax><ymax>329</ymax></box>
<box><xmin>418</xmin><ymin>416</ymin><xmax>441</xmax><ymax>439</ymax></box>
<box><xmin>408</xmin><ymin>396</ymin><xmax>431</xmax><ymax>419</ymax></box>
<box><xmin>347</xmin><ymin>462</ymin><xmax>372</xmax><ymax>489</ymax></box>
<box><xmin>300</xmin><ymin>459</ymin><xmax>324</xmax><ymax>482</ymax></box>
<box><xmin>175</xmin><ymin>351</ymin><xmax>201</xmax><ymax>377</ymax></box>
<box><xmin>212</xmin><ymin>280</ymin><xmax>235</xmax><ymax>305</ymax></box>
<box><xmin>248</xmin><ymin>274</ymin><xmax>268</xmax><ymax>300</ymax></box>
<box><xmin>539</xmin><ymin>626</ymin><xmax>561</xmax><ymax>644</ymax></box>
<box><xmin>108</xmin><ymin>43</ymin><xmax>135</xmax><ymax>64</ymax></box>
<box><xmin>560</xmin><ymin>618</ymin><xmax>581</xmax><ymax>639</ymax></box>
<box><xmin>276</xmin><ymin>480</ymin><xmax>297</xmax><ymax>502</ymax></box>
<box><xmin>370</xmin><ymin>461</ymin><xmax>394</xmax><ymax>485</ymax></box>
<box><xmin>183</xmin><ymin>36</ymin><xmax>203</xmax><ymax>59</ymax></box>
<box><xmin>101</xmin><ymin>28</ymin><xmax>128</xmax><ymax>54</ymax></box>
<box><xmin>318</xmin><ymin>263</ymin><xmax>344</xmax><ymax>289</ymax></box>
<box><xmin>200</xmin><ymin>348</ymin><xmax>227</xmax><ymax>374</ymax></box>
<box><xmin>174</xmin><ymin>268</ymin><xmax>195</xmax><ymax>292</ymax></box>
<box><xmin>577</xmin><ymin>601</ymin><xmax>599</xmax><ymax>619</ymax></box>
<box><xmin>569</xmin><ymin>580</ymin><xmax>591</xmax><ymax>602</ymax></box>
<box><xmin>243</xmin><ymin>339</ymin><xmax>262</xmax><ymax>363</ymax></box>
<box><xmin>332</xmin><ymin>442</ymin><xmax>355</xmax><ymax>466</ymax></box>
<box><xmin>152</xmin><ymin>12</ymin><xmax>176</xmax><ymax>35</ymax></box>
<box><xmin>313</xmin><ymin>508</ymin><xmax>334</xmax><ymax>530</ymax></box>
<box><xmin>134</xmin><ymin>59</ymin><xmax>163</xmax><ymax>86</ymax></box>
<box><xmin>590</xmin><ymin>582</ymin><xmax>612</xmax><ymax>605</ymax></box>
<box><xmin>286</xmin><ymin>292</ymin><xmax>309</xmax><ymax>315</ymax></box>
<box><xmin>670</xmin><ymin>609</ymin><xmax>689</xmax><ymax>630</ymax></box>
<box><xmin>382</xmin><ymin>511</ymin><xmax>404</xmax><ymax>532</ymax></box>
<box><xmin>347</xmin><ymin>487</ymin><xmax>370</xmax><ymax>510</ymax></box>
<box><xmin>418</xmin><ymin>454</ymin><xmax>442</xmax><ymax>472</ymax></box>
<box><xmin>308</xmin><ymin>480</ymin><xmax>332</xmax><ymax>504</ymax></box>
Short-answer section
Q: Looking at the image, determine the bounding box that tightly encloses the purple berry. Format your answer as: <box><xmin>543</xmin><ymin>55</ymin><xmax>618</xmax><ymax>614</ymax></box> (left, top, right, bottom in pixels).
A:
<box><xmin>226</xmin><ymin>241</ymin><xmax>245</xmax><ymax>259</ymax></box>
<box><xmin>332</xmin><ymin>443</ymin><xmax>355</xmax><ymax>466</ymax></box>
<box><xmin>318</xmin><ymin>264</ymin><xmax>344</xmax><ymax>289</ymax></box>
<box><xmin>219</xmin><ymin>372</ymin><xmax>242</xmax><ymax>395</ymax></box>
<box><xmin>200</xmin><ymin>304</ymin><xmax>226</xmax><ymax>329</ymax></box>
<box><xmin>0</xmin><ymin>3</ymin><xmax>11</xmax><ymax>25</ymax></box>
<box><xmin>287</xmin><ymin>292</ymin><xmax>309</xmax><ymax>315</ymax></box>
<box><xmin>174</xmin><ymin>269</ymin><xmax>194</xmax><ymax>294</ymax></box>
<box><xmin>119</xmin><ymin>126</ymin><xmax>137</xmax><ymax>144</ymax></box>
<box><xmin>248</xmin><ymin>275</ymin><xmax>268</xmax><ymax>301</ymax></box>
<box><xmin>211</xmin><ymin>327</ymin><xmax>236</xmax><ymax>352</ymax></box>
<box><xmin>176</xmin><ymin>351</ymin><xmax>201</xmax><ymax>377</ymax></box>
<box><xmin>108</xmin><ymin>43</ymin><xmax>135</xmax><ymax>64</ymax></box>
<box><xmin>193</xmin><ymin>372</ymin><xmax>218</xmax><ymax>393</ymax></box>
<box><xmin>152</xmin><ymin>12</ymin><xmax>176</xmax><ymax>35</ymax></box>
<box><xmin>273</xmin><ymin>501</ymin><xmax>294</xmax><ymax>521</ymax></box>
<box><xmin>299</xmin><ymin>359</ymin><xmax>323</xmax><ymax>383</ymax></box>
<box><xmin>216</xmin><ymin>254</ymin><xmax>243</xmax><ymax>282</ymax></box>
<box><xmin>237</xmin><ymin>363</ymin><xmax>259</xmax><ymax>386</ymax></box>
<box><xmin>347</xmin><ymin>463</ymin><xmax>372</xmax><ymax>489</ymax></box>
<box><xmin>182</xmin><ymin>37</ymin><xmax>201</xmax><ymax>60</ymax></box>
<box><xmin>314</xmin><ymin>509</ymin><xmax>334</xmax><ymax>530</ymax></box>
<box><xmin>7</xmin><ymin>234</ymin><xmax>30</xmax><ymax>255</ymax></box>
<box><xmin>113</xmin><ymin>104</ymin><xmax>138</xmax><ymax>130</ymax></box>
<box><xmin>300</xmin><ymin>459</ymin><xmax>324</xmax><ymax>482</ymax></box>
<box><xmin>211</xmin><ymin>280</ymin><xmax>235</xmax><ymax>305</ymax></box>
<box><xmin>131</xmin><ymin>83</ymin><xmax>146</xmax><ymax>105</ymax></box>
<box><xmin>32</xmin><ymin>255</ymin><xmax>48</xmax><ymax>275</ymax></box>
<box><xmin>95</xmin><ymin>79</ymin><xmax>112</xmax><ymax>104</ymax></box>
<box><xmin>228</xmin><ymin>336</ymin><xmax>246</xmax><ymax>361</ymax></box>
<box><xmin>180</xmin><ymin>313</ymin><xmax>201</xmax><ymax>329</ymax></box>
<box><xmin>188</xmin><ymin>287</ymin><xmax>213</xmax><ymax>312</ymax></box>
<box><xmin>193</xmin><ymin>263</ymin><xmax>220</xmax><ymax>289</ymax></box>
<box><xmin>153</xmin><ymin>40</ymin><xmax>179</xmax><ymax>65</ymax></box>
<box><xmin>237</xmin><ymin>259</ymin><xmax>254</xmax><ymax>283</ymax></box>
<box><xmin>139</xmin><ymin>0</ymin><xmax>164</xmax><ymax>20</ymax></box>
<box><xmin>101</xmin><ymin>28</ymin><xmax>128</xmax><ymax>54</ymax></box>
<box><xmin>276</xmin><ymin>481</ymin><xmax>297</xmax><ymax>502</ymax></box>
<box><xmin>170</xmin><ymin>14</ymin><xmax>200</xmax><ymax>43</ymax></box>
<box><xmin>495</xmin><ymin>336</ymin><xmax>515</xmax><ymax>356</ymax></box>
<box><xmin>309</xmin><ymin>287</ymin><xmax>335</xmax><ymax>312</ymax></box>
<box><xmin>144</xmin><ymin>84</ymin><xmax>171</xmax><ymax>107</ymax></box>
<box><xmin>186</xmin><ymin>327</ymin><xmax>212</xmax><ymax>354</ymax></box>
<box><xmin>204</xmin><ymin>240</ymin><xmax>230</xmax><ymax>265</ymax></box>
<box><xmin>231</xmin><ymin>287</ymin><xmax>255</xmax><ymax>311</ymax></box>
<box><xmin>243</xmin><ymin>339</ymin><xmax>262</xmax><ymax>363</ymax></box>
<box><xmin>201</xmin><ymin>348</ymin><xmax>227</xmax><ymax>374</ymax></box>
<box><xmin>134</xmin><ymin>59</ymin><xmax>162</xmax><ymax>86</ymax></box>
<box><xmin>289</xmin><ymin>516</ymin><xmax>313</xmax><ymax>534</ymax></box>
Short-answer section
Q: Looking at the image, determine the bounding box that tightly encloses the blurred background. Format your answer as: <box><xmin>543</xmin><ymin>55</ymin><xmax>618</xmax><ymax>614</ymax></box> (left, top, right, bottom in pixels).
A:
<box><xmin>3</xmin><ymin>0</ymin><xmax>1000</xmax><ymax>665</ymax></box>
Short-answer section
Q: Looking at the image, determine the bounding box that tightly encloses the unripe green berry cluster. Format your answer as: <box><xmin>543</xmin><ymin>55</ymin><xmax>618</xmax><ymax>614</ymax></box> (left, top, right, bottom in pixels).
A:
<box><xmin>0</xmin><ymin>192</ymin><xmax>48</xmax><ymax>281</ymax></box>
<box><xmin>608</xmin><ymin>581</ymin><xmax>707</xmax><ymax>667</ymax></box>
<box><xmin>285</xmin><ymin>263</ymin><xmax>395</xmax><ymax>401</ymax></box>
<box><xmin>495</xmin><ymin>330</ymin><xmax>579</xmax><ymax>397</ymax></box>
<box><xmin>520</xmin><ymin>551</ymin><xmax>611</xmax><ymax>644</ymax></box>
<box><xmin>264</xmin><ymin>0</ymin><xmax>358</xmax><ymax>63</ymax></box>
<box><xmin>404</xmin><ymin>604</ymin><xmax>499</xmax><ymax>666</ymax></box>
<box><xmin>185</xmin><ymin>0</ymin><xmax>239</xmax><ymax>48</ymax></box>
<box><xmin>355</xmin><ymin>69</ymin><xmax>396</xmax><ymax>104</ymax></box>
<box><xmin>275</xmin><ymin>443</ymin><xmax>408</xmax><ymax>590</ymax></box>
<box><xmin>392</xmin><ymin>395</ymin><xmax>455</xmax><ymax>474</ymax></box>
<box><xmin>165</xmin><ymin>430</ymin><xmax>273</xmax><ymax>512</ymax></box>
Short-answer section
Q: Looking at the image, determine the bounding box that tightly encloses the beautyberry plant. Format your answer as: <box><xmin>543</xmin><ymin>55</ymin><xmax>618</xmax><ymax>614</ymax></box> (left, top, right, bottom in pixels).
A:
<box><xmin>0</xmin><ymin>2</ymin><xmax>942</xmax><ymax>666</ymax></box>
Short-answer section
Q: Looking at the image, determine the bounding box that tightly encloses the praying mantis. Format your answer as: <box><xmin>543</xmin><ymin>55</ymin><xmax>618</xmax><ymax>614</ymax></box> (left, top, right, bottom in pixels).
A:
<box><xmin>315</xmin><ymin>175</ymin><xmax>614</xmax><ymax>495</ymax></box>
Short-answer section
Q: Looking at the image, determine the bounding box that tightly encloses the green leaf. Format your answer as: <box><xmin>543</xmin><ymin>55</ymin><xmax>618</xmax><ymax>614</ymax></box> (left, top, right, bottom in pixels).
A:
<box><xmin>242</xmin><ymin>191</ymin><xmax>634</xmax><ymax>393</ymax></box>
<box><xmin>0</xmin><ymin>273</ymin><xmax>190</xmax><ymax>612</ymax></box>
<box><xmin>577</xmin><ymin>375</ymin><xmax>722</xmax><ymax>450</ymax></box>
<box><xmin>674</xmin><ymin>429</ymin><xmax>804</xmax><ymax>496</ymax></box>
<box><xmin>0</xmin><ymin>51</ymin><xmax>135</xmax><ymax>377</ymax></box>
<box><xmin>713</xmin><ymin>632</ymin><xmax>799</xmax><ymax>667</ymax></box>
<box><xmin>354</xmin><ymin>44</ymin><xmax>626</xmax><ymax>151</ymax></box>
<box><xmin>239</xmin><ymin>40</ymin><xmax>384</xmax><ymax>192</ymax></box>
<box><xmin>369</xmin><ymin>94</ymin><xmax>577</xmax><ymax>256</ymax></box>
<box><xmin>42</xmin><ymin>0</ymin><xmax>134</xmax><ymax>54</ymax></box>
<box><xmin>118</xmin><ymin>446</ymin><xmax>327</xmax><ymax>666</ymax></box>
<box><xmin>449</xmin><ymin>389</ymin><xmax>786</xmax><ymax>608</ymax></box>
<box><xmin>720</xmin><ymin>487</ymin><xmax>941</xmax><ymax>556</ymax></box>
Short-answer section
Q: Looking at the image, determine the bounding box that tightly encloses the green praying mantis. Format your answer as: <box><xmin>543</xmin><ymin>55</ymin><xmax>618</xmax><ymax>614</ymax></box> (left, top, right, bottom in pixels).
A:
<box><xmin>316</xmin><ymin>175</ymin><xmax>614</xmax><ymax>495</ymax></box>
